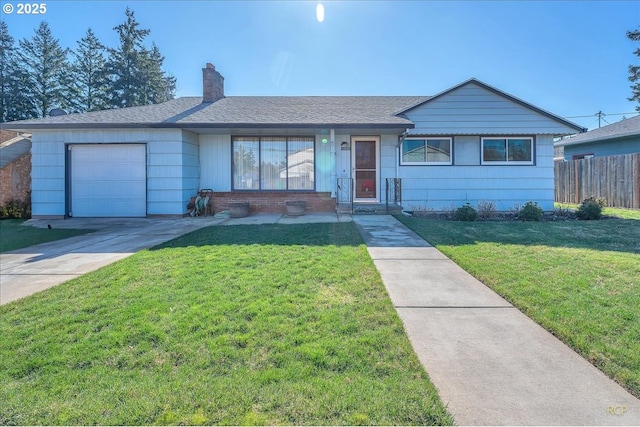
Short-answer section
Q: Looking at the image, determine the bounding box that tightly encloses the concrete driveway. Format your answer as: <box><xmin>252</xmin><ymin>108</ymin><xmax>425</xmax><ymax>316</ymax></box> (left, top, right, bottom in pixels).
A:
<box><xmin>0</xmin><ymin>217</ymin><xmax>228</xmax><ymax>305</ymax></box>
<box><xmin>0</xmin><ymin>214</ymin><xmax>350</xmax><ymax>305</ymax></box>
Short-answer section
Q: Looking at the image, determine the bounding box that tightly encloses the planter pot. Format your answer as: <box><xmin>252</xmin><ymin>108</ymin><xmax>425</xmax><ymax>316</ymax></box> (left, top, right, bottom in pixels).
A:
<box><xmin>285</xmin><ymin>200</ymin><xmax>306</xmax><ymax>216</ymax></box>
<box><xmin>229</xmin><ymin>202</ymin><xmax>249</xmax><ymax>218</ymax></box>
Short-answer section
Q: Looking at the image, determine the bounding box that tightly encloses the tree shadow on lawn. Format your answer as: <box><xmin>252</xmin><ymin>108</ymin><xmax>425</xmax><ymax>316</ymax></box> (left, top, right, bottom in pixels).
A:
<box><xmin>150</xmin><ymin>222</ymin><xmax>363</xmax><ymax>250</ymax></box>
<box><xmin>398</xmin><ymin>217</ymin><xmax>640</xmax><ymax>255</ymax></box>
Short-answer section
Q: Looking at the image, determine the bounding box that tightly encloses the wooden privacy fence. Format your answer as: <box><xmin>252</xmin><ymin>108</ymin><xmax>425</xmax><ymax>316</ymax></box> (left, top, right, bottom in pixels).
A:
<box><xmin>554</xmin><ymin>153</ymin><xmax>640</xmax><ymax>209</ymax></box>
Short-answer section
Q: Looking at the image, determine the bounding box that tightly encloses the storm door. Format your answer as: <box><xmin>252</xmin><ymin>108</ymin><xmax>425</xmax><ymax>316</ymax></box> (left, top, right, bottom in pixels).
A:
<box><xmin>352</xmin><ymin>137</ymin><xmax>379</xmax><ymax>202</ymax></box>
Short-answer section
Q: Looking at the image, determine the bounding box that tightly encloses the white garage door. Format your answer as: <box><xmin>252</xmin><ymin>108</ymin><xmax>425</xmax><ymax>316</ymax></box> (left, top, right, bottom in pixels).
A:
<box><xmin>71</xmin><ymin>144</ymin><xmax>146</xmax><ymax>217</ymax></box>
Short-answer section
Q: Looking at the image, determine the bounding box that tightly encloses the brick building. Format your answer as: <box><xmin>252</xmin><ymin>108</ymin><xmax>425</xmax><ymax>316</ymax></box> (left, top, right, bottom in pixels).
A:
<box><xmin>0</xmin><ymin>130</ymin><xmax>32</xmax><ymax>205</ymax></box>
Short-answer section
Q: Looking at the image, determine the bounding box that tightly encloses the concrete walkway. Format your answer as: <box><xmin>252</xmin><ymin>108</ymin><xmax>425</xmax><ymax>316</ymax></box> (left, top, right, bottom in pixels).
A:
<box><xmin>1</xmin><ymin>213</ymin><xmax>350</xmax><ymax>305</ymax></box>
<box><xmin>353</xmin><ymin>215</ymin><xmax>640</xmax><ymax>426</ymax></box>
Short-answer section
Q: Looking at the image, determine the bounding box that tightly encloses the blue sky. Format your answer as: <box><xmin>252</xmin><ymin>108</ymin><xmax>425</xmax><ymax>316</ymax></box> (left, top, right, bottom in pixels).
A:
<box><xmin>1</xmin><ymin>0</ymin><xmax>639</xmax><ymax>130</ymax></box>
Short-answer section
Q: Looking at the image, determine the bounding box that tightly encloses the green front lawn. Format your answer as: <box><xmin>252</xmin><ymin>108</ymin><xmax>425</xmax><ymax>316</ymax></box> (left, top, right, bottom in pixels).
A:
<box><xmin>398</xmin><ymin>216</ymin><xmax>640</xmax><ymax>398</ymax></box>
<box><xmin>0</xmin><ymin>223</ymin><xmax>453</xmax><ymax>426</ymax></box>
<box><xmin>0</xmin><ymin>219</ymin><xmax>93</xmax><ymax>252</ymax></box>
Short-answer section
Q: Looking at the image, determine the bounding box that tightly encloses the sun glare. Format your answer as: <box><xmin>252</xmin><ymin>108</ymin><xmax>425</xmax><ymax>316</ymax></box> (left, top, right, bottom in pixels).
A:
<box><xmin>316</xmin><ymin>3</ymin><xmax>325</xmax><ymax>23</ymax></box>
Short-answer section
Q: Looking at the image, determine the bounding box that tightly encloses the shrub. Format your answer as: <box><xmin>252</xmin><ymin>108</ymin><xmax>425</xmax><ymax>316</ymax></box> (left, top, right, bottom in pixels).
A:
<box><xmin>455</xmin><ymin>203</ymin><xmax>477</xmax><ymax>221</ymax></box>
<box><xmin>0</xmin><ymin>198</ymin><xmax>31</xmax><ymax>219</ymax></box>
<box><xmin>576</xmin><ymin>197</ymin><xmax>603</xmax><ymax>220</ymax></box>
<box><xmin>551</xmin><ymin>205</ymin><xmax>574</xmax><ymax>221</ymax></box>
<box><xmin>444</xmin><ymin>204</ymin><xmax>458</xmax><ymax>220</ymax></box>
<box><xmin>476</xmin><ymin>200</ymin><xmax>497</xmax><ymax>220</ymax></box>
<box><xmin>519</xmin><ymin>201</ymin><xmax>543</xmax><ymax>221</ymax></box>
<box><xmin>590</xmin><ymin>196</ymin><xmax>606</xmax><ymax>208</ymax></box>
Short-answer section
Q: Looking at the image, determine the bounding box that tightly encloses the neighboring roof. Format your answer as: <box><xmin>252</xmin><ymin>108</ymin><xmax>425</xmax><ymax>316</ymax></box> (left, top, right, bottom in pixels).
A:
<box><xmin>398</xmin><ymin>78</ymin><xmax>587</xmax><ymax>134</ymax></box>
<box><xmin>0</xmin><ymin>130</ymin><xmax>20</xmax><ymax>143</ymax></box>
<box><xmin>0</xmin><ymin>96</ymin><xmax>429</xmax><ymax>131</ymax></box>
<box><xmin>555</xmin><ymin>114</ymin><xmax>640</xmax><ymax>147</ymax></box>
<box><xmin>0</xmin><ymin>134</ymin><xmax>31</xmax><ymax>168</ymax></box>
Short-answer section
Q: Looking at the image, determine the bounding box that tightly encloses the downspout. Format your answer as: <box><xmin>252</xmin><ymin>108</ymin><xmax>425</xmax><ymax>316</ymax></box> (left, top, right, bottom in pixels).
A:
<box><xmin>393</xmin><ymin>129</ymin><xmax>409</xmax><ymax>208</ymax></box>
<box><xmin>330</xmin><ymin>128</ymin><xmax>336</xmax><ymax>198</ymax></box>
<box><xmin>396</xmin><ymin>129</ymin><xmax>409</xmax><ymax>180</ymax></box>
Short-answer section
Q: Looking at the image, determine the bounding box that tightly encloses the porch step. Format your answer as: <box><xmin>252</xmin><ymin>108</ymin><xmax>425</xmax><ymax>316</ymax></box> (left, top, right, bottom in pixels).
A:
<box><xmin>336</xmin><ymin>203</ymin><xmax>403</xmax><ymax>215</ymax></box>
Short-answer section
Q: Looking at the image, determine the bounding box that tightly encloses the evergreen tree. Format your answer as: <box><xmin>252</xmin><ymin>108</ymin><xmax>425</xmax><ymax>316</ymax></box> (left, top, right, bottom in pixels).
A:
<box><xmin>72</xmin><ymin>29</ymin><xmax>110</xmax><ymax>112</ymax></box>
<box><xmin>627</xmin><ymin>27</ymin><xmax>640</xmax><ymax>112</ymax></box>
<box><xmin>3</xmin><ymin>9</ymin><xmax>177</xmax><ymax>118</ymax></box>
<box><xmin>0</xmin><ymin>21</ymin><xmax>17</xmax><ymax>122</ymax></box>
<box><xmin>107</xmin><ymin>8</ymin><xmax>176</xmax><ymax>108</ymax></box>
<box><xmin>139</xmin><ymin>43</ymin><xmax>176</xmax><ymax>104</ymax></box>
<box><xmin>107</xmin><ymin>7</ymin><xmax>150</xmax><ymax>108</ymax></box>
<box><xmin>162</xmin><ymin>72</ymin><xmax>177</xmax><ymax>103</ymax></box>
<box><xmin>18</xmin><ymin>21</ymin><xmax>73</xmax><ymax>117</ymax></box>
<box><xmin>0</xmin><ymin>22</ymin><xmax>34</xmax><ymax>121</ymax></box>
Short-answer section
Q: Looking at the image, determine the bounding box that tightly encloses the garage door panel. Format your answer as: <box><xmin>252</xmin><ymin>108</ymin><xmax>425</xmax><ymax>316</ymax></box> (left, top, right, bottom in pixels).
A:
<box><xmin>71</xmin><ymin>144</ymin><xmax>146</xmax><ymax>217</ymax></box>
<box><xmin>73</xmin><ymin>148</ymin><xmax>93</xmax><ymax>162</ymax></box>
<box><xmin>73</xmin><ymin>164</ymin><xmax>93</xmax><ymax>177</ymax></box>
<box><xmin>108</xmin><ymin>180</ymin><xmax>145</xmax><ymax>196</ymax></box>
<box><xmin>110</xmin><ymin>147</ymin><xmax>142</xmax><ymax>162</ymax></box>
<box><xmin>72</xmin><ymin>182</ymin><xmax>96</xmax><ymax>198</ymax></box>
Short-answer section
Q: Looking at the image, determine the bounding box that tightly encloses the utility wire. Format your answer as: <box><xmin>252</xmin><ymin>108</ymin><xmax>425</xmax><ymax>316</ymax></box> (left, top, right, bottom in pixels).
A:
<box><xmin>565</xmin><ymin>111</ymin><xmax>637</xmax><ymax>118</ymax></box>
<box><xmin>564</xmin><ymin>111</ymin><xmax>637</xmax><ymax>128</ymax></box>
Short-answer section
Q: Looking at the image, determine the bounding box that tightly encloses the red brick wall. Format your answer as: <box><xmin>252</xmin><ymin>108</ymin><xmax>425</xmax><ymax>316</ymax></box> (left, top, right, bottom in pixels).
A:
<box><xmin>0</xmin><ymin>153</ymin><xmax>31</xmax><ymax>205</ymax></box>
<box><xmin>209</xmin><ymin>191</ymin><xmax>336</xmax><ymax>214</ymax></box>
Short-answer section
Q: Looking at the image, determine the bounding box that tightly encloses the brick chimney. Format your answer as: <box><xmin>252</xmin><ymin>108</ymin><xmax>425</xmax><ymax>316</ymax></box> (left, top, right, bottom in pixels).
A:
<box><xmin>202</xmin><ymin>63</ymin><xmax>224</xmax><ymax>103</ymax></box>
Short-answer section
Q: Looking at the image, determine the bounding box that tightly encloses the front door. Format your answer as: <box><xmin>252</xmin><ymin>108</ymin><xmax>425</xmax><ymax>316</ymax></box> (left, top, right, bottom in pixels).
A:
<box><xmin>352</xmin><ymin>137</ymin><xmax>379</xmax><ymax>202</ymax></box>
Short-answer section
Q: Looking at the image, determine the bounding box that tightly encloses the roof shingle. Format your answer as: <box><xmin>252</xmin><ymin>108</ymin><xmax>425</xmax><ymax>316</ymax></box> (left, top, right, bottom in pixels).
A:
<box><xmin>1</xmin><ymin>96</ymin><xmax>429</xmax><ymax>130</ymax></box>
<box><xmin>555</xmin><ymin>114</ymin><xmax>640</xmax><ymax>147</ymax></box>
<box><xmin>0</xmin><ymin>135</ymin><xmax>31</xmax><ymax>168</ymax></box>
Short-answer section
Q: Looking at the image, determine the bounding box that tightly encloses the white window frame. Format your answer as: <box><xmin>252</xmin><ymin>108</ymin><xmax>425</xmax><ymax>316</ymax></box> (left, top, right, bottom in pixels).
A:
<box><xmin>400</xmin><ymin>137</ymin><xmax>453</xmax><ymax>165</ymax></box>
<box><xmin>481</xmin><ymin>137</ymin><xmax>534</xmax><ymax>165</ymax></box>
<box><xmin>232</xmin><ymin>136</ymin><xmax>316</xmax><ymax>191</ymax></box>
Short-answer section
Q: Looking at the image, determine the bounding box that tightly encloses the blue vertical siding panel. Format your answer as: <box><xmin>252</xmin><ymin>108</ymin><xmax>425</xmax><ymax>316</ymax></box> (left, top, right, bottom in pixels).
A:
<box><xmin>454</xmin><ymin>136</ymin><xmax>480</xmax><ymax>165</ymax></box>
<box><xmin>335</xmin><ymin>133</ymin><xmax>351</xmax><ymax>181</ymax></box>
<box><xmin>199</xmin><ymin>134</ymin><xmax>231</xmax><ymax>191</ymax></box>
<box><xmin>315</xmin><ymin>134</ymin><xmax>333</xmax><ymax>193</ymax></box>
<box><xmin>380</xmin><ymin>134</ymin><xmax>400</xmax><ymax>204</ymax></box>
<box><xmin>181</xmin><ymin>130</ymin><xmax>200</xmax><ymax>212</ymax></box>
<box><xmin>30</xmin><ymin>133</ymin><xmax>66</xmax><ymax>217</ymax></box>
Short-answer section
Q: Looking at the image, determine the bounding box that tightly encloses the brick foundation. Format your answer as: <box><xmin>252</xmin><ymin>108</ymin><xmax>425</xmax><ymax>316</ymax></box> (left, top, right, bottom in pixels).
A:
<box><xmin>209</xmin><ymin>191</ymin><xmax>336</xmax><ymax>214</ymax></box>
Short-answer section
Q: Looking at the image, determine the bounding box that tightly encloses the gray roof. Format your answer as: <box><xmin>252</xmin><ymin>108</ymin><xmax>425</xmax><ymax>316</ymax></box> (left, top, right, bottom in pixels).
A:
<box><xmin>555</xmin><ymin>114</ymin><xmax>640</xmax><ymax>147</ymax></box>
<box><xmin>0</xmin><ymin>135</ymin><xmax>31</xmax><ymax>168</ymax></box>
<box><xmin>0</xmin><ymin>96</ymin><xmax>429</xmax><ymax>131</ymax></box>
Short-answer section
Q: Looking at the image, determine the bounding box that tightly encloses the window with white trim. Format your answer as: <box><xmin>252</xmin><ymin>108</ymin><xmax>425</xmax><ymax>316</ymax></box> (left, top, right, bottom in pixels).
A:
<box><xmin>401</xmin><ymin>137</ymin><xmax>452</xmax><ymax>165</ymax></box>
<box><xmin>481</xmin><ymin>137</ymin><xmax>533</xmax><ymax>164</ymax></box>
<box><xmin>232</xmin><ymin>136</ymin><xmax>315</xmax><ymax>190</ymax></box>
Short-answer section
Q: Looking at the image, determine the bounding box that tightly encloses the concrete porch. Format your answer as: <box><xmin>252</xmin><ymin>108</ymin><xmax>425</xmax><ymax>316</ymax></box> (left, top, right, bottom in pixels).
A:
<box><xmin>336</xmin><ymin>202</ymin><xmax>403</xmax><ymax>215</ymax></box>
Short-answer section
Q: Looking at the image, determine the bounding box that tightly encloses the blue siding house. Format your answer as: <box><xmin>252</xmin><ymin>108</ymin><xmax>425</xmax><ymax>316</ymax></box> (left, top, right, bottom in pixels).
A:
<box><xmin>556</xmin><ymin>114</ymin><xmax>640</xmax><ymax>160</ymax></box>
<box><xmin>1</xmin><ymin>63</ymin><xmax>585</xmax><ymax>218</ymax></box>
